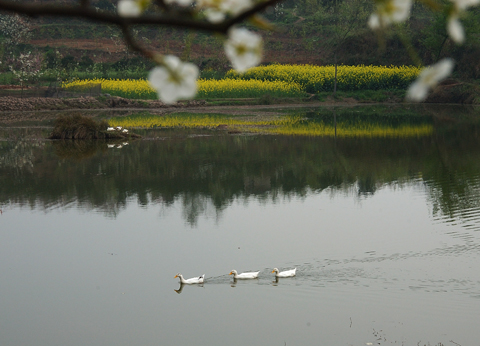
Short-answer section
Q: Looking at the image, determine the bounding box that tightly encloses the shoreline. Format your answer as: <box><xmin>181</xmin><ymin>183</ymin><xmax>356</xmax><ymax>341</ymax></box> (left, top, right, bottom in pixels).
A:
<box><xmin>0</xmin><ymin>93</ymin><xmax>478</xmax><ymax>125</ymax></box>
<box><xmin>0</xmin><ymin>95</ymin><xmax>376</xmax><ymax>124</ymax></box>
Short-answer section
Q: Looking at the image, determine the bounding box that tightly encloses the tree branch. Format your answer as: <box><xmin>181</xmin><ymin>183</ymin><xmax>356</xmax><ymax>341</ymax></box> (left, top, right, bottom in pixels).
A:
<box><xmin>0</xmin><ymin>0</ymin><xmax>283</xmax><ymax>63</ymax></box>
<box><xmin>120</xmin><ymin>24</ymin><xmax>155</xmax><ymax>59</ymax></box>
<box><xmin>0</xmin><ymin>0</ymin><xmax>282</xmax><ymax>34</ymax></box>
<box><xmin>0</xmin><ymin>1</ymin><xmax>217</xmax><ymax>32</ymax></box>
<box><xmin>222</xmin><ymin>0</ymin><xmax>280</xmax><ymax>29</ymax></box>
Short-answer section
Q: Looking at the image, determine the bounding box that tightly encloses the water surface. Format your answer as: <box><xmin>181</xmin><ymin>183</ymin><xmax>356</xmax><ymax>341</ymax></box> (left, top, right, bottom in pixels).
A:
<box><xmin>1</xmin><ymin>105</ymin><xmax>480</xmax><ymax>346</ymax></box>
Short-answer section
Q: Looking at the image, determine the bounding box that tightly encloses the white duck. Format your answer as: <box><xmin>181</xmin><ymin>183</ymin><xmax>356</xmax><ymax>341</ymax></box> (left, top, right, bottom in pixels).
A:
<box><xmin>229</xmin><ymin>270</ymin><xmax>260</xmax><ymax>279</ymax></box>
<box><xmin>174</xmin><ymin>273</ymin><xmax>205</xmax><ymax>284</ymax></box>
<box><xmin>272</xmin><ymin>268</ymin><xmax>296</xmax><ymax>278</ymax></box>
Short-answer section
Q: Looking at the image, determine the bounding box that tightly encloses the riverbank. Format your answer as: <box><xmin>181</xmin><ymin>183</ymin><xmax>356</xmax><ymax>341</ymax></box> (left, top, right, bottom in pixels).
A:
<box><xmin>0</xmin><ymin>79</ymin><xmax>478</xmax><ymax>125</ymax></box>
<box><xmin>0</xmin><ymin>95</ymin><xmax>207</xmax><ymax>112</ymax></box>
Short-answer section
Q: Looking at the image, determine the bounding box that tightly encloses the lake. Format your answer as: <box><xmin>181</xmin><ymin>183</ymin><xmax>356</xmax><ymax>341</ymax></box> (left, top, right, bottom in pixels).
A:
<box><xmin>1</xmin><ymin>105</ymin><xmax>480</xmax><ymax>346</ymax></box>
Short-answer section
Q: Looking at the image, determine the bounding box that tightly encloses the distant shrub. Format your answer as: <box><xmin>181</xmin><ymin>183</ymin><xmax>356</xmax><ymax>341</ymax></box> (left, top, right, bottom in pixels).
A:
<box><xmin>60</xmin><ymin>55</ymin><xmax>77</xmax><ymax>71</ymax></box>
<box><xmin>49</xmin><ymin>114</ymin><xmax>109</xmax><ymax>139</ymax></box>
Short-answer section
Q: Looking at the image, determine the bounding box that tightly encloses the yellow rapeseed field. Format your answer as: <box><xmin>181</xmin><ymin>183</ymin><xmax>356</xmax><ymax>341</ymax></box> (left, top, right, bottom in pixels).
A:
<box><xmin>63</xmin><ymin>77</ymin><xmax>306</xmax><ymax>99</ymax></box>
<box><xmin>62</xmin><ymin>64</ymin><xmax>421</xmax><ymax>100</ymax></box>
<box><xmin>226</xmin><ymin>64</ymin><xmax>421</xmax><ymax>92</ymax></box>
<box><xmin>63</xmin><ymin>78</ymin><xmax>156</xmax><ymax>99</ymax></box>
<box><xmin>196</xmin><ymin>78</ymin><xmax>306</xmax><ymax>98</ymax></box>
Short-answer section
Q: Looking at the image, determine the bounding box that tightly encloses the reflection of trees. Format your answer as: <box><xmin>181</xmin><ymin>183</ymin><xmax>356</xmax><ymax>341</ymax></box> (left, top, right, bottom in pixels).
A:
<box><xmin>423</xmin><ymin>116</ymin><xmax>480</xmax><ymax>229</ymax></box>
<box><xmin>0</xmin><ymin>140</ymin><xmax>44</xmax><ymax>173</ymax></box>
<box><xmin>52</xmin><ymin>140</ymin><xmax>109</xmax><ymax>160</ymax></box>
<box><xmin>1</xmin><ymin>112</ymin><xmax>479</xmax><ymax>226</ymax></box>
<box><xmin>425</xmin><ymin>170</ymin><xmax>480</xmax><ymax>222</ymax></box>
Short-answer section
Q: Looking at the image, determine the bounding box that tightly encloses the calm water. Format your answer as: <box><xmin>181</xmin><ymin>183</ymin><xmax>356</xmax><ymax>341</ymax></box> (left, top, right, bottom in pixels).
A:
<box><xmin>1</xmin><ymin>106</ymin><xmax>480</xmax><ymax>346</ymax></box>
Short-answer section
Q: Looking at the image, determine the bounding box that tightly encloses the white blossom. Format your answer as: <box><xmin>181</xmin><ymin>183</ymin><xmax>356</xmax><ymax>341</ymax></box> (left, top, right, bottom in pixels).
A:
<box><xmin>451</xmin><ymin>0</ymin><xmax>480</xmax><ymax>11</ymax></box>
<box><xmin>203</xmin><ymin>8</ymin><xmax>226</xmax><ymax>23</ymax></box>
<box><xmin>447</xmin><ymin>15</ymin><xmax>465</xmax><ymax>43</ymax></box>
<box><xmin>0</xmin><ymin>13</ymin><xmax>32</xmax><ymax>51</ymax></box>
<box><xmin>198</xmin><ymin>0</ymin><xmax>253</xmax><ymax>23</ymax></box>
<box><xmin>117</xmin><ymin>0</ymin><xmax>151</xmax><ymax>17</ymax></box>
<box><xmin>447</xmin><ymin>0</ymin><xmax>480</xmax><ymax>44</ymax></box>
<box><xmin>406</xmin><ymin>59</ymin><xmax>454</xmax><ymax>102</ymax></box>
<box><xmin>117</xmin><ymin>0</ymin><xmax>142</xmax><ymax>17</ymax></box>
<box><xmin>368</xmin><ymin>0</ymin><xmax>412</xmax><ymax>29</ymax></box>
<box><xmin>224</xmin><ymin>27</ymin><xmax>262</xmax><ymax>73</ymax></box>
<box><xmin>148</xmin><ymin>55</ymin><xmax>199</xmax><ymax>104</ymax></box>
<box><xmin>8</xmin><ymin>51</ymin><xmax>43</xmax><ymax>86</ymax></box>
<box><xmin>198</xmin><ymin>0</ymin><xmax>226</xmax><ymax>23</ymax></box>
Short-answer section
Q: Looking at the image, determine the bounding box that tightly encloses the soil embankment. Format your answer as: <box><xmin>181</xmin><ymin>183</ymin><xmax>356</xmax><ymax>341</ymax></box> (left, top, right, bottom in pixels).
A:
<box><xmin>0</xmin><ymin>96</ymin><xmax>206</xmax><ymax>112</ymax></box>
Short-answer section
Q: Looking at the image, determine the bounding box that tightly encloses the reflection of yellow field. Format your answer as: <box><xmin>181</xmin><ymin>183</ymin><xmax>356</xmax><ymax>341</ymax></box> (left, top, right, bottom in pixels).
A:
<box><xmin>109</xmin><ymin>114</ymin><xmax>433</xmax><ymax>138</ymax></box>
<box><xmin>256</xmin><ymin>123</ymin><xmax>434</xmax><ymax>137</ymax></box>
<box><xmin>109</xmin><ymin>114</ymin><xmax>287</xmax><ymax>128</ymax></box>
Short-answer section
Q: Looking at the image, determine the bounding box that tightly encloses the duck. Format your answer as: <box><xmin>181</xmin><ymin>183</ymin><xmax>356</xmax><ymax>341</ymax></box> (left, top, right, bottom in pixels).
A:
<box><xmin>106</xmin><ymin>127</ymin><xmax>115</xmax><ymax>131</ymax></box>
<box><xmin>174</xmin><ymin>273</ymin><xmax>205</xmax><ymax>284</ymax></box>
<box><xmin>116</xmin><ymin>126</ymin><xmax>123</xmax><ymax>131</ymax></box>
<box><xmin>122</xmin><ymin>129</ymin><xmax>128</xmax><ymax>133</ymax></box>
<box><xmin>229</xmin><ymin>270</ymin><xmax>260</xmax><ymax>279</ymax></box>
<box><xmin>272</xmin><ymin>268</ymin><xmax>296</xmax><ymax>278</ymax></box>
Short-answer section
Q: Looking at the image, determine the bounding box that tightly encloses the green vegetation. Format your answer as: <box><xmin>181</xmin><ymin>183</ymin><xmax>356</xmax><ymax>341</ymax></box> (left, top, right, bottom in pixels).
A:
<box><xmin>48</xmin><ymin>114</ymin><xmax>140</xmax><ymax>140</ymax></box>
<box><xmin>0</xmin><ymin>0</ymin><xmax>479</xmax><ymax>98</ymax></box>
<box><xmin>49</xmin><ymin>114</ymin><xmax>110</xmax><ymax>139</ymax></box>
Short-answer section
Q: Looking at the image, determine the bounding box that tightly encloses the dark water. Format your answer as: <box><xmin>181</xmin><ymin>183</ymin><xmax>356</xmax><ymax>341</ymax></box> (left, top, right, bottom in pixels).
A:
<box><xmin>1</xmin><ymin>106</ymin><xmax>480</xmax><ymax>346</ymax></box>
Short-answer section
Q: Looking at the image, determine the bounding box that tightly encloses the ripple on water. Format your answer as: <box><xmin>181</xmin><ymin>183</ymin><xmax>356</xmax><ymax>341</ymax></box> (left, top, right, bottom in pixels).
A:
<box><xmin>426</xmin><ymin>173</ymin><xmax>480</xmax><ymax>236</ymax></box>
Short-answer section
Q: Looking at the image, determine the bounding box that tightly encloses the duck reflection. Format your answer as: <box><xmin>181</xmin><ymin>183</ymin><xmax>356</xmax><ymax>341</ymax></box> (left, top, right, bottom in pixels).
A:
<box><xmin>174</xmin><ymin>282</ymin><xmax>204</xmax><ymax>294</ymax></box>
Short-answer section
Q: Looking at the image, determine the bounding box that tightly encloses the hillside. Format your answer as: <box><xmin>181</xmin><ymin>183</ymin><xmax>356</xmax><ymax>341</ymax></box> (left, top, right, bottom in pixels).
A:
<box><xmin>1</xmin><ymin>0</ymin><xmax>480</xmax><ymax>79</ymax></box>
